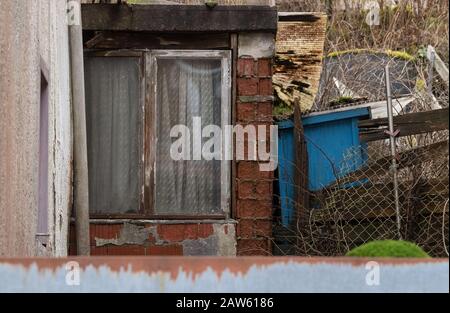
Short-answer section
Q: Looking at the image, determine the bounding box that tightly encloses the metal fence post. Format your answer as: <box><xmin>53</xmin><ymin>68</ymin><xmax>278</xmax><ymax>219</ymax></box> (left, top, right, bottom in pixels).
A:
<box><xmin>385</xmin><ymin>65</ymin><xmax>402</xmax><ymax>240</ymax></box>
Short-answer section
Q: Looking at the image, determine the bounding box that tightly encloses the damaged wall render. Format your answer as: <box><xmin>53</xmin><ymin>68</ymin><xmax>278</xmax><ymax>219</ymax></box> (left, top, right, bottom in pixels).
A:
<box><xmin>0</xmin><ymin>0</ymin><xmax>72</xmax><ymax>257</ymax></box>
<box><xmin>70</xmin><ymin>222</ymin><xmax>236</xmax><ymax>256</ymax></box>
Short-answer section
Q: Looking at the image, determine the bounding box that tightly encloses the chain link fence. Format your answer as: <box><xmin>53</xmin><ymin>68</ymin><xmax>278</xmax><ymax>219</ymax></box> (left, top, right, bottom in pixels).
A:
<box><xmin>273</xmin><ymin>129</ymin><xmax>449</xmax><ymax>257</ymax></box>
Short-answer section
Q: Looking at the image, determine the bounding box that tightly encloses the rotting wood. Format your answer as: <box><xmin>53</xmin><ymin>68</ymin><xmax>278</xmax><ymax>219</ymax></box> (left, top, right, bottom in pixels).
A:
<box><xmin>359</xmin><ymin>108</ymin><xmax>449</xmax><ymax>142</ymax></box>
<box><xmin>312</xmin><ymin>181</ymin><xmax>449</xmax><ymax>223</ymax></box>
<box><xmin>293</xmin><ymin>102</ymin><xmax>309</xmax><ymax>220</ymax></box>
<box><xmin>81</xmin><ymin>4</ymin><xmax>278</xmax><ymax>33</ymax></box>
<box><xmin>83</xmin><ymin>31</ymin><xmax>230</xmax><ymax>50</ymax></box>
<box><xmin>293</xmin><ymin>101</ymin><xmax>310</xmax><ymax>255</ymax></box>
<box><xmin>428</xmin><ymin>45</ymin><xmax>449</xmax><ymax>88</ymax></box>
<box><xmin>274</xmin><ymin>13</ymin><xmax>327</xmax><ymax>112</ymax></box>
<box><xmin>230</xmin><ymin>33</ymin><xmax>238</xmax><ymax>220</ymax></box>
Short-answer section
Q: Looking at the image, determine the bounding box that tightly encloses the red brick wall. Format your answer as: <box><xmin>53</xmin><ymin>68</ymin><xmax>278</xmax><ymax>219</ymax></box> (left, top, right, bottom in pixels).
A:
<box><xmin>235</xmin><ymin>56</ymin><xmax>274</xmax><ymax>256</ymax></box>
<box><xmin>69</xmin><ymin>223</ymin><xmax>218</xmax><ymax>256</ymax></box>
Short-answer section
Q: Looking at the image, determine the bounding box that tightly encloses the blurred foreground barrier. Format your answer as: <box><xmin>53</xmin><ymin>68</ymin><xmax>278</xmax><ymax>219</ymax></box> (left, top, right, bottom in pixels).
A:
<box><xmin>0</xmin><ymin>257</ymin><xmax>448</xmax><ymax>293</ymax></box>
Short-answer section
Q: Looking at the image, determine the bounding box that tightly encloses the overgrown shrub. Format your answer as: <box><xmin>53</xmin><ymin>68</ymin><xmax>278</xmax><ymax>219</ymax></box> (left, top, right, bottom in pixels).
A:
<box><xmin>346</xmin><ymin>240</ymin><xmax>430</xmax><ymax>258</ymax></box>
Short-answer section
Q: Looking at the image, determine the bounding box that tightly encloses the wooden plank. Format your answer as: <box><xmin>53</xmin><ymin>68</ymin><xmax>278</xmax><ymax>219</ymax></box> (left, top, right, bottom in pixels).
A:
<box><xmin>312</xmin><ymin>195</ymin><xmax>448</xmax><ymax>222</ymax></box>
<box><xmin>428</xmin><ymin>45</ymin><xmax>449</xmax><ymax>87</ymax></box>
<box><xmin>293</xmin><ymin>102</ymin><xmax>309</xmax><ymax>223</ymax></box>
<box><xmin>327</xmin><ymin>140</ymin><xmax>449</xmax><ymax>188</ymax></box>
<box><xmin>81</xmin><ymin>4</ymin><xmax>278</xmax><ymax>33</ymax></box>
<box><xmin>312</xmin><ymin>178</ymin><xmax>449</xmax><ymax>223</ymax></box>
<box><xmin>359</xmin><ymin>108</ymin><xmax>449</xmax><ymax>142</ymax></box>
<box><xmin>84</xmin><ymin>31</ymin><xmax>230</xmax><ymax>50</ymax></box>
<box><xmin>144</xmin><ymin>52</ymin><xmax>155</xmax><ymax>215</ymax></box>
<box><xmin>230</xmin><ymin>33</ymin><xmax>238</xmax><ymax>220</ymax></box>
<box><xmin>278</xmin><ymin>12</ymin><xmax>322</xmax><ymax>22</ymax></box>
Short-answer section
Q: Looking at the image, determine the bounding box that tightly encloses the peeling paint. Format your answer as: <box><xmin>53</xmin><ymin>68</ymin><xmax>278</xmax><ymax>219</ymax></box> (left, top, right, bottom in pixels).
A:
<box><xmin>95</xmin><ymin>223</ymin><xmax>155</xmax><ymax>246</ymax></box>
<box><xmin>238</xmin><ymin>33</ymin><xmax>276</xmax><ymax>59</ymax></box>
<box><xmin>214</xmin><ymin>224</ymin><xmax>236</xmax><ymax>256</ymax></box>
<box><xmin>0</xmin><ymin>257</ymin><xmax>447</xmax><ymax>293</ymax></box>
<box><xmin>181</xmin><ymin>224</ymin><xmax>236</xmax><ymax>256</ymax></box>
<box><xmin>91</xmin><ymin>222</ymin><xmax>237</xmax><ymax>256</ymax></box>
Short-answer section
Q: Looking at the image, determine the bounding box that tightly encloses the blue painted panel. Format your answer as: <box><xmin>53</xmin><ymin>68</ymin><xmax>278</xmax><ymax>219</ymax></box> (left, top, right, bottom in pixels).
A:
<box><xmin>304</xmin><ymin>117</ymin><xmax>367</xmax><ymax>191</ymax></box>
<box><xmin>277</xmin><ymin>124</ymin><xmax>295</xmax><ymax>226</ymax></box>
<box><xmin>302</xmin><ymin>107</ymin><xmax>371</xmax><ymax>126</ymax></box>
<box><xmin>276</xmin><ymin>107</ymin><xmax>370</xmax><ymax>226</ymax></box>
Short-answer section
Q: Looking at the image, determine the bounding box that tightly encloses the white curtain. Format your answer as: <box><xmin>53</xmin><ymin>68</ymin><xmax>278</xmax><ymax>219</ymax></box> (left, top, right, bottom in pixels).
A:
<box><xmin>155</xmin><ymin>58</ymin><xmax>222</xmax><ymax>215</ymax></box>
<box><xmin>85</xmin><ymin>57</ymin><xmax>141</xmax><ymax>214</ymax></box>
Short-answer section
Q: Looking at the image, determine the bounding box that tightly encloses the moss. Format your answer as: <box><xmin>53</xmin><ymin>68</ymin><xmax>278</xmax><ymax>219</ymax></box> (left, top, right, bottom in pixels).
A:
<box><xmin>415</xmin><ymin>78</ymin><xmax>426</xmax><ymax>91</ymax></box>
<box><xmin>386</xmin><ymin>50</ymin><xmax>415</xmax><ymax>62</ymax></box>
<box><xmin>273</xmin><ymin>105</ymin><xmax>294</xmax><ymax>119</ymax></box>
<box><xmin>346</xmin><ymin>240</ymin><xmax>430</xmax><ymax>258</ymax></box>
<box><xmin>327</xmin><ymin>49</ymin><xmax>369</xmax><ymax>58</ymax></box>
<box><xmin>329</xmin><ymin>96</ymin><xmax>355</xmax><ymax>106</ymax></box>
<box><xmin>327</xmin><ymin>49</ymin><xmax>415</xmax><ymax>62</ymax></box>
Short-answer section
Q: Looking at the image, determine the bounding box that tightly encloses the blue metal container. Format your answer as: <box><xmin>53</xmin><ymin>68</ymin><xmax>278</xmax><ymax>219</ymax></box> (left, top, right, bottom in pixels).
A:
<box><xmin>276</xmin><ymin>107</ymin><xmax>370</xmax><ymax>226</ymax></box>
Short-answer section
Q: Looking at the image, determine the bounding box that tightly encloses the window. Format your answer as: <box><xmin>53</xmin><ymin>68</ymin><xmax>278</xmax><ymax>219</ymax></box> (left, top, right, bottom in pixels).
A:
<box><xmin>85</xmin><ymin>50</ymin><xmax>231</xmax><ymax>218</ymax></box>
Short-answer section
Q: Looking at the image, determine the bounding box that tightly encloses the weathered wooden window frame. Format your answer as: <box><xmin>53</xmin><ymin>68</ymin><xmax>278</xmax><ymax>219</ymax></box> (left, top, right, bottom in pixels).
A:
<box><xmin>86</xmin><ymin>49</ymin><xmax>231</xmax><ymax>220</ymax></box>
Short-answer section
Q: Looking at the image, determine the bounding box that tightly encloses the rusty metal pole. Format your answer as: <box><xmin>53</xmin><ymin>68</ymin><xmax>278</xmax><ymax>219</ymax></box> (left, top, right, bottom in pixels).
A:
<box><xmin>385</xmin><ymin>65</ymin><xmax>402</xmax><ymax>240</ymax></box>
<box><xmin>68</xmin><ymin>0</ymin><xmax>90</xmax><ymax>255</ymax></box>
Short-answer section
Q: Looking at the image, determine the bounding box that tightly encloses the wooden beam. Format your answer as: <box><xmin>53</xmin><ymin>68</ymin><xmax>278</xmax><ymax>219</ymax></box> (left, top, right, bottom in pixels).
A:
<box><xmin>81</xmin><ymin>4</ymin><xmax>278</xmax><ymax>33</ymax></box>
<box><xmin>359</xmin><ymin>108</ymin><xmax>449</xmax><ymax>142</ymax></box>
<box><xmin>327</xmin><ymin>140</ymin><xmax>449</xmax><ymax>189</ymax></box>
<box><xmin>278</xmin><ymin>12</ymin><xmax>322</xmax><ymax>22</ymax></box>
<box><xmin>428</xmin><ymin>45</ymin><xmax>449</xmax><ymax>88</ymax></box>
<box><xmin>83</xmin><ymin>31</ymin><xmax>230</xmax><ymax>50</ymax></box>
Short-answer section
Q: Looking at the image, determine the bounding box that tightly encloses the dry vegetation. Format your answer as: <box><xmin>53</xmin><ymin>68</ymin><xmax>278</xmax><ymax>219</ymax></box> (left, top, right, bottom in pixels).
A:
<box><xmin>276</xmin><ymin>0</ymin><xmax>449</xmax><ymax>64</ymax></box>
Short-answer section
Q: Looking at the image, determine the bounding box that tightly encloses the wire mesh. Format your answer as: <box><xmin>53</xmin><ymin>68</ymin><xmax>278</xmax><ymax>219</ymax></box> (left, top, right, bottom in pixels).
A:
<box><xmin>273</xmin><ymin>130</ymin><xmax>449</xmax><ymax>257</ymax></box>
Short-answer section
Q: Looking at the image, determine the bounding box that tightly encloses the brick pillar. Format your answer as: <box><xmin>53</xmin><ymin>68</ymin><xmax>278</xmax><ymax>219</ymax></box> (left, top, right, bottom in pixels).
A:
<box><xmin>235</xmin><ymin>56</ymin><xmax>274</xmax><ymax>256</ymax></box>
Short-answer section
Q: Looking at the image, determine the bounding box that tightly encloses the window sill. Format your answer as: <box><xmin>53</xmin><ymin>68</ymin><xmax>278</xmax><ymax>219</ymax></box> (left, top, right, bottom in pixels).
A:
<box><xmin>70</xmin><ymin>218</ymin><xmax>237</xmax><ymax>225</ymax></box>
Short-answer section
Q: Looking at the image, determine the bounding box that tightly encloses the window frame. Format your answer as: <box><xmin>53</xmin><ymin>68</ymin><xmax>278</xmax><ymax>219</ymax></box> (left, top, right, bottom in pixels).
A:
<box><xmin>86</xmin><ymin>49</ymin><xmax>231</xmax><ymax>220</ymax></box>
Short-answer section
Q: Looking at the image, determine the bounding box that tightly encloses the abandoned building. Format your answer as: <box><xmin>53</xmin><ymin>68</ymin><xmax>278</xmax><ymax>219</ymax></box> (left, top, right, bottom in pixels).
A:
<box><xmin>0</xmin><ymin>0</ymin><xmax>329</xmax><ymax>257</ymax></box>
<box><xmin>1</xmin><ymin>1</ymin><xmax>448</xmax><ymax>261</ymax></box>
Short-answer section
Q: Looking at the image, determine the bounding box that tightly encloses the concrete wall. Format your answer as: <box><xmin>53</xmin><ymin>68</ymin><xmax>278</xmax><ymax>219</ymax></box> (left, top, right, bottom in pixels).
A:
<box><xmin>0</xmin><ymin>257</ymin><xmax>448</xmax><ymax>292</ymax></box>
<box><xmin>0</xmin><ymin>0</ymin><xmax>72</xmax><ymax>256</ymax></box>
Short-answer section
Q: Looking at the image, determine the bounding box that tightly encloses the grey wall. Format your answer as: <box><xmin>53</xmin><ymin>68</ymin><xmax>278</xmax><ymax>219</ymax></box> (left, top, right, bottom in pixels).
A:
<box><xmin>0</xmin><ymin>0</ymin><xmax>72</xmax><ymax>256</ymax></box>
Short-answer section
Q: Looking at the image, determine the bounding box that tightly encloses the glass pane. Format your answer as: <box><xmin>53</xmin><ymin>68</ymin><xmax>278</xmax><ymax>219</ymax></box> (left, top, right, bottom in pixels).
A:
<box><xmin>155</xmin><ymin>58</ymin><xmax>222</xmax><ymax>215</ymax></box>
<box><xmin>85</xmin><ymin>57</ymin><xmax>141</xmax><ymax>214</ymax></box>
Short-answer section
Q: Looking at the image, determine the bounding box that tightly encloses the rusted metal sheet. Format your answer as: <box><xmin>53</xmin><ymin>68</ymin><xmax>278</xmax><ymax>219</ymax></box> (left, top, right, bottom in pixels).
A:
<box><xmin>0</xmin><ymin>257</ymin><xmax>448</xmax><ymax>292</ymax></box>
